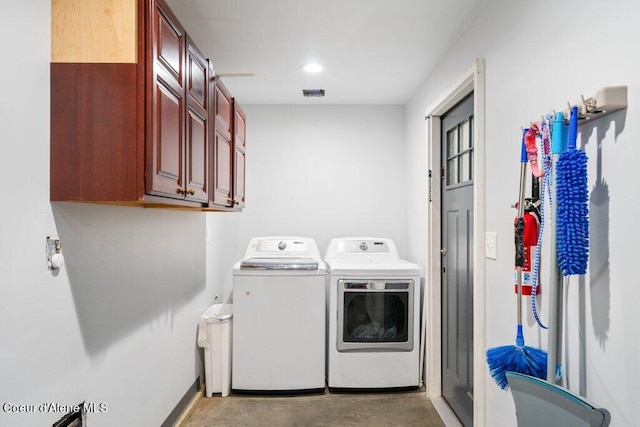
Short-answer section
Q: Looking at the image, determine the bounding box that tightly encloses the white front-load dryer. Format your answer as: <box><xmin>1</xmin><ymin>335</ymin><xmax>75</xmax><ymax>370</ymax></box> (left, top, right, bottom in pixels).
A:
<box><xmin>325</xmin><ymin>237</ymin><xmax>421</xmax><ymax>389</ymax></box>
<box><xmin>232</xmin><ymin>237</ymin><xmax>326</xmax><ymax>392</ymax></box>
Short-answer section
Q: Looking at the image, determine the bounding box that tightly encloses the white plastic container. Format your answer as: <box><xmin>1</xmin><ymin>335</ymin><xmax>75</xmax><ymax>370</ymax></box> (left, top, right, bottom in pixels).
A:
<box><xmin>197</xmin><ymin>304</ymin><xmax>232</xmax><ymax>397</ymax></box>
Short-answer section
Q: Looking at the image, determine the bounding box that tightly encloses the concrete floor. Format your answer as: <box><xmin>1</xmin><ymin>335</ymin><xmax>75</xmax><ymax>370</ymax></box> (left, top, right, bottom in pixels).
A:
<box><xmin>182</xmin><ymin>389</ymin><xmax>445</xmax><ymax>427</ymax></box>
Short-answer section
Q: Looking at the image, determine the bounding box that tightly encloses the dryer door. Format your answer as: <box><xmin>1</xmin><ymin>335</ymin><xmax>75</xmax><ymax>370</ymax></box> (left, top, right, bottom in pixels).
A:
<box><xmin>337</xmin><ymin>279</ymin><xmax>414</xmax><ymax>351</ymax></box>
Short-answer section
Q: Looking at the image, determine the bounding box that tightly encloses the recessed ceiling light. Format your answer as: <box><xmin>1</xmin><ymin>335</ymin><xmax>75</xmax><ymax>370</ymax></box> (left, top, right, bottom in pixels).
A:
<box><xmin>301</xmin><ymin>63</ymin><xmax>324</xmax><ymax>73</ymax></box>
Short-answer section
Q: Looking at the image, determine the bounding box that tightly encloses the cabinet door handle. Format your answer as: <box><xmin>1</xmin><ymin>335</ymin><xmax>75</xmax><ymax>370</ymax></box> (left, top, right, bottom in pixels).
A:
<box><xmin>187</xmin><ymin>188</ymin><xmax>195</xmax><ymax>195</ymax></box>
<box><xmin>177</xmin><ymin>188</ymin><xmax>186</xmax><ymax>195</ymax></box>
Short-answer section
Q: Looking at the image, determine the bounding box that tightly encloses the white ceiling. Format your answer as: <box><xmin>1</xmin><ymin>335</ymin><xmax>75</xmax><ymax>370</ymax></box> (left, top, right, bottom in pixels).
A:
<box><xmin>166</xmin><ymin>0</ymin><xmax>486</xmax><ymax>105</ymax></box>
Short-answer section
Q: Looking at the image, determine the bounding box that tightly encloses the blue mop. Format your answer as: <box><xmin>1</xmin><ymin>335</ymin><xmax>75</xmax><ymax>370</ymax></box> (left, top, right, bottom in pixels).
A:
<box><xmin>556</xmin><ymin>106</ymin><xmax>589</xmax><ymax>275</ymax></box>
<box><xmin>486</xmin><ymin>137</ymin><xmax>548</xmax><ymax>390</ymax></box>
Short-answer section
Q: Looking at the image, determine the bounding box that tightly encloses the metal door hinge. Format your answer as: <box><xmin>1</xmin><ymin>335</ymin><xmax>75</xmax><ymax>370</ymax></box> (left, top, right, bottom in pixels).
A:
<box><xmin>428</xmin><ymin>170</ymin><xmax>432</xmax><ymax>202</ymax></box>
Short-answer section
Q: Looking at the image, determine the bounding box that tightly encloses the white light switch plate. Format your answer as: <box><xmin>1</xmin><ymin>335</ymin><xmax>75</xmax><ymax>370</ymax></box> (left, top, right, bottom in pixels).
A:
<box><xmin>485</xmin><ymin>232</ymin><xmax>497</xmax><ymax>260</ymax></box>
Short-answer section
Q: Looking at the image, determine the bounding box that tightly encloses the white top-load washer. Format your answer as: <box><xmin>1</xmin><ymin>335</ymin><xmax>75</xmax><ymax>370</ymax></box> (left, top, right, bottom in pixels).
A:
<box><xmin>325</xmin><ymin>237</ymin><xmax>421</xmax><ymax>389</ymax></box>
<box><xmin>232</xmin><ymin>236</ymin><xmax>326</xmax><ymax>392</ymax></box>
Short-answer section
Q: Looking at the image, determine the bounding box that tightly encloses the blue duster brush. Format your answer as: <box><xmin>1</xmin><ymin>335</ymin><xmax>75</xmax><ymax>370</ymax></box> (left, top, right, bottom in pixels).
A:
<box><xmin>556</xmin><ymin>106</ymin><xmax>589</xmax><ymax>275</ymax></box>
<box><xmin>547</xmin><ymin>112</ymin><xmax>567</xmax><ymax>384</ymax></box>
<box><xmin>486</xmin><ymin>136</ymin><xmax>548</xmax><ymax>390</ymax></box>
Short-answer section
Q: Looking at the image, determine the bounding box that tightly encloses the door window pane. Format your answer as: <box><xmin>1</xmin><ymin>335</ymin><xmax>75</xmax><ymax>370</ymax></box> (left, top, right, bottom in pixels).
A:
<box><xmin>448</xmin><ymin>158</ymin><xmax>458</xmax><ymax>185</ymax></box>
<box><xmin>447</xmin><ymin>129</ymin><xmax>458</xmax><ymax>156</ymax></box>
<box><xmin>460</xmin><ymin>119</ymin><xmax>471</xmax><ymax>151</ymax></box>
<box><xmin>461</xmin><ymin>152</ymin><xmax>470</xmax><ymax>182</ymax></box>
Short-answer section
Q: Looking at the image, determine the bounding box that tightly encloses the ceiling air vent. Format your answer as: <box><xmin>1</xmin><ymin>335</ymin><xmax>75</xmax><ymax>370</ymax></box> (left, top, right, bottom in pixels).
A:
<box><xmin>303</xmin><ymin>89</ymin><xmax>325</xmax><ymax>97</ymax></box>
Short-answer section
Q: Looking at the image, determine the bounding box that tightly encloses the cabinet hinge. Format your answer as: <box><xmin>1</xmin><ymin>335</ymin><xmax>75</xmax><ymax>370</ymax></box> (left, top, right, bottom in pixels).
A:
<box><xmin>428</xmin><ymin>170</ymin><xmax>432</xmax><ymax>202</ymax></box>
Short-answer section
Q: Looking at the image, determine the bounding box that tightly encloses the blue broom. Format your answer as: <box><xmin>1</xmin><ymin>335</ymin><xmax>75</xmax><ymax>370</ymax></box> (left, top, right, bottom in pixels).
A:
<box><xmin>556</xmin><ymin>106</ymin><xmax>589</xmax><ymax>275</ymax></box>
<box><xmin>486</xmin><ymin>136</ymin><xmax>548</xmax><ymax>390</ymax></box>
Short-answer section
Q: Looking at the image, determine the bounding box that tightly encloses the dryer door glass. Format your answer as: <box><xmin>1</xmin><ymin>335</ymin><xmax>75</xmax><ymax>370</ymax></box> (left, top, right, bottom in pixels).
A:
<box><xmin>337</xmin><ymin>280</ymin><xmax>414</xmax><ymax>351</ymax></box>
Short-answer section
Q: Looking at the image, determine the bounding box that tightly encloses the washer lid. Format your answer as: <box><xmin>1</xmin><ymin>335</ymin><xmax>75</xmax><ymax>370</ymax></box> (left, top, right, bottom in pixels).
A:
<box><xmin>325</xmin><ymin>258</ymin><xmax>420</xmax><ymax>276</ymax></box>
<box><xmin>240</xmin><ymin>257</ymin><xmax>319</xmax><ymax>271</ymax></box>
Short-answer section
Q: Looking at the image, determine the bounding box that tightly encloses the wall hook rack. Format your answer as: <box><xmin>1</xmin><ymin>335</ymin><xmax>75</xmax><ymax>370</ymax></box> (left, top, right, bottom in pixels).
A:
<box><xmin>565</xmin><ymin>85</ymin><xmax>628</xmax><ymax>123</ymax></box>
<box><xmin>525</xmin><ymin>86</ymin><xmax>628</xmax><ymax>128</ymax></box>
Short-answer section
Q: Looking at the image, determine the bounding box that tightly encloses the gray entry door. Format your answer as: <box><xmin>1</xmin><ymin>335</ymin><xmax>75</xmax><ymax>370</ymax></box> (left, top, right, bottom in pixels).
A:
<box><xmin>441</xmin><ymin>94</ymin><xmax>474</xmax><ymax>427</ymax></box>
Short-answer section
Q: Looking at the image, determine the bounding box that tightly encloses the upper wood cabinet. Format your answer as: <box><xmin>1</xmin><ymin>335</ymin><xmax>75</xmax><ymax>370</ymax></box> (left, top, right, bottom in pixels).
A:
<box><xmin>50</xmin><ymin>0</ymin><xmax>242</xmax><ymax>211</ymax></box>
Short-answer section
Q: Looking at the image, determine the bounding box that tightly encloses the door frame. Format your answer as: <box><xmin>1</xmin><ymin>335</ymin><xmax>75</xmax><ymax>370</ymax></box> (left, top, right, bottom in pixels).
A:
<box><xmin>424</xmin><ymin>58</ymin><xmax>486</xmax><ymax>426</ymax></box>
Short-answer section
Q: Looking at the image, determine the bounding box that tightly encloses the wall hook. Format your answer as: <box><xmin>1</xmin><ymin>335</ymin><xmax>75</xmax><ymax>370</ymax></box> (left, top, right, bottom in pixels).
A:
<box><xmin>46</xmin><ymin>236</ymin><xmax>65</xmax><ymax>270</ymax></box>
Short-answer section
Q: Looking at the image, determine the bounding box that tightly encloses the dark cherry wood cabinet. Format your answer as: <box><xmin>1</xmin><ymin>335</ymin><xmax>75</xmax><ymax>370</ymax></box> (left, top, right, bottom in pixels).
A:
<box><xmin>50</xmin><ymin>0</ymin><xmax>243</xmax><ymax>211</ymax></box>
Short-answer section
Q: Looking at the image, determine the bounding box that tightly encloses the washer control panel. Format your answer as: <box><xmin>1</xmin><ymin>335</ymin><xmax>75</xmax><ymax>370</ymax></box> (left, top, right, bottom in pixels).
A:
<box><xmin>340</xmin><ymin>240</ymin><xmax>390</xmax><ymax>253</ymax></box>
<box><xmin>255</xmin><ymin>239</ymin><xmax>309</xmax><ymax>252</ymax></box>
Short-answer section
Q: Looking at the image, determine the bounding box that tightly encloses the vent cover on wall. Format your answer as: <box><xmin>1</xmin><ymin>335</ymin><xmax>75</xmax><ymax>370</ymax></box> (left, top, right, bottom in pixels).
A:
<box><xmin>303</xmin><ymin>89</ymin><xmax>325</xmax><ymax>97</ymax></box>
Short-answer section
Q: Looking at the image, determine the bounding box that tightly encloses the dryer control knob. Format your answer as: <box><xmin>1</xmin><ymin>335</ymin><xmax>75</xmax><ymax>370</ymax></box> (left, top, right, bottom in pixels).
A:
<box><xmin>359</xmin><ymin>242</ymin><xmax>368</xmax><ymax>251</ymax></box>
<box><xmin>278</xmin><ymin>241</ymin><xmax>287</xmax><ymax>251</ymax></box>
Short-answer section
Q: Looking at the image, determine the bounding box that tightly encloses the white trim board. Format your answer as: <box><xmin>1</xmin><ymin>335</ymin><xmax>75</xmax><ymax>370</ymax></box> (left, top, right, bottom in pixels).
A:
<box><xmin>424</xmin><ymin>58</ymin><xmax>486</xmax><ymax>427</ymax></box>
<box><xmin>431</xmin><ymin>396</ymin><xmax>463</xmax><ymax>427</ymax></box>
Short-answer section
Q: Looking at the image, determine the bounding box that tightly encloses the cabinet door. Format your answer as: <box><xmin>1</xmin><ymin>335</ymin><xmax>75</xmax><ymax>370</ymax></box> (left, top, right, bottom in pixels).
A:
<box><xmin>148</xmin><ymin>0</ymin><xmax>186</xmax><ymax>199</ymax></box>
<box><xmin>233</xmin><ymin>102</ymin><xmax>246</xmax><ymax>209</ymax></box>
<box><xmin>212</xmin><ymin>131</ymin><xmax>233</xmax><ymax>206</ymax></box>
<box><xmin>185</xmin><ymin>36</ymin><xmax>209</xmax><ymax>202</ymax></box>
<box><xmin>211</xmin><ymin>79</ymin><xmax>234</xmax><ymax>207</ymax></box>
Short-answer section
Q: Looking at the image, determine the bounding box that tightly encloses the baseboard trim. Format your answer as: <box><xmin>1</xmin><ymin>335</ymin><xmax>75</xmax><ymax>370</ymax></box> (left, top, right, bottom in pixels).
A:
<box><xmin>162</xmin><ymin>377</ymin><xmax>203</xmax><ymax>427</ymax></box>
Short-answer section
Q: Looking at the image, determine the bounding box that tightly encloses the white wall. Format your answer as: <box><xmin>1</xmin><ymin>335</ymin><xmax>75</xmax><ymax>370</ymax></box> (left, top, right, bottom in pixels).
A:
<box><xmin>405</xmin><ymin>0</ymin><xmax>640</xmax><ymax>425</ymax></box>
<box><xmin>0</xmin><ymin>3</ymin><xmax>408</xmax><ymax>425</ymax></box>
<box><xmin>0</xmin><ymin>2</ymin><xmax>215</xmax><ymax>426</ymax></box>
<box><xmin>206</xmin><ymin>105</ymin><xmax>409</xmax><ymax>302</ymax></box>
